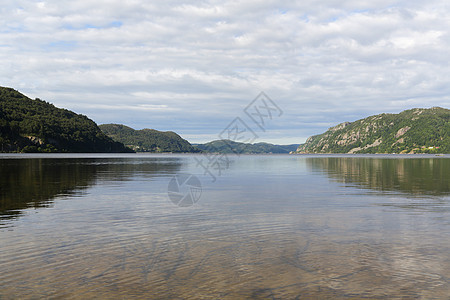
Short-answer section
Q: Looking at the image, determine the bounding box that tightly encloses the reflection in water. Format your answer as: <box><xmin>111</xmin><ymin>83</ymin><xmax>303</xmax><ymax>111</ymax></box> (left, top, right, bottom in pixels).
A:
<box><xmin>0</xmin><ymin>157</ymin><xmax>182</xmax><ymax>225</ymax></box>
<box><xmin>0</xmin><ymin>155</ymin><xmax>449</xmax><ymax>299</ymax></box>
<box><xmin>307</xmin><ymin>156</ymin><xmax>450</xmax><ymax>196</ymax></box>
<box><xmin>0</xmin><ymin>159</ymin><xmax>96</xmax><ymax>223</ymax></box>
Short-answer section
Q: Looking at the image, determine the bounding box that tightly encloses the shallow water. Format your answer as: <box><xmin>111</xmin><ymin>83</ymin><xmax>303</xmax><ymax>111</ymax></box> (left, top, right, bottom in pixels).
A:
<box><xmin>0</xmin><ymin>154</ymin><xmax>449</xmax><ymax>299</ymax></box>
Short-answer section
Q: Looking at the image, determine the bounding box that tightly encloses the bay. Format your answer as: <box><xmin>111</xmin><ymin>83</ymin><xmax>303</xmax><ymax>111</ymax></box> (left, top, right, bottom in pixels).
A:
<box><xmin>0</xmin><ymin>154</ymin><xmax>449</xmax><ymax>299</ymax></box>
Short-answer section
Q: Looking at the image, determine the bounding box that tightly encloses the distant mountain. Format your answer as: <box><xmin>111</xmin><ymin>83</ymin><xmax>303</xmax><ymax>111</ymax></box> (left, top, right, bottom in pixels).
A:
<box><xmin>0</xmin><ymin>87</ymin><xmax>132</xmax><ymax>153</ymax></box>
<box><xmin>296</xmin><ymin>107</ymin><xmax>450</xmax><ymax>154</ymax></box>
<box><xmin>195</xmin><ymin>140</ymin><xmax>300</xmax><ymax>154</ymax></box>
<box><xmin>99</xmin><ymin>124</ymin><xmax>200</xmax><ymax>153</ymax></box>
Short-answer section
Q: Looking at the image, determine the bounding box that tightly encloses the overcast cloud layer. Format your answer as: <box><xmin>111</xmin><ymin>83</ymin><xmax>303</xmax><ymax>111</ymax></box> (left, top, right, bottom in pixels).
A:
<box><xmin>1</xmin><ymin>0</ymin><xmax>450</xmax><ymax>144</ymax></box>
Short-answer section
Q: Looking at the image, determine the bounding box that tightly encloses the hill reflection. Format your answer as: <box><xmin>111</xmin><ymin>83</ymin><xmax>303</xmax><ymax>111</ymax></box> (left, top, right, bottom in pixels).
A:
<box><xmin>0</xmin><ymin>158</ymin><xmax>182</xmax><ymax>225</ymax></box>
<box><xmin>306</xmin><ymin>157</ymin><xmax>450</xmax><ymax>196</ymax></box>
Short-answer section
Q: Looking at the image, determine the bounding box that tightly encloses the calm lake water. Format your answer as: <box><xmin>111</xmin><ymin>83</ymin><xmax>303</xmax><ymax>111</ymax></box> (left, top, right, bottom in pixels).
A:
<box><xmin>1</xmin><ymin>154</ymin><xmax>449</xmax><ymax>299</ymax></box>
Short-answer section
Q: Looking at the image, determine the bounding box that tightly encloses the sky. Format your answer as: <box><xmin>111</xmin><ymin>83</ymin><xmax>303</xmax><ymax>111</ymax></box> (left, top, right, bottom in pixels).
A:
<box><xmin>1</xmin><ymin>0</ymin><xmax>450</xmax><ymax>144</ymax></box>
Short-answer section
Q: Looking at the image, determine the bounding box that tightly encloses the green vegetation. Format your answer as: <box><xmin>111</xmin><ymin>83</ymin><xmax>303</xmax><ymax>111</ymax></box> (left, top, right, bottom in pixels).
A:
<box><xmin>99</xmin><ymin>124</ymin><xmax>200</xmax><ymax>153</ymax></box>
<box><xmin>0</xmin><ymin>87</ymin><xmax>132</xmax><ymax>153</ymax></box>
<box><xmin>195</xmin><ymin>140</ymin><xmax>300</xmax><ymax>154</ymax></box>
<box><xmin>297</xmin><ymin>107</ymin><xmax>450</xmax><ymax>154</ymax></box>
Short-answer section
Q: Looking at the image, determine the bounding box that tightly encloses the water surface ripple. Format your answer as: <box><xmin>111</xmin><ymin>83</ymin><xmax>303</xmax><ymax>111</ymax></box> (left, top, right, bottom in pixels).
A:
<box><xmin>0</xmin><ymin>154</ymin><xmax>449</xmax><ymax>299</ymax></box>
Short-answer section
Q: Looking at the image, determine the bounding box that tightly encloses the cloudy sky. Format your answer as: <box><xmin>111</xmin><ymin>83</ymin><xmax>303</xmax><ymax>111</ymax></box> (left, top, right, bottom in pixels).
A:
<box><xmin>1</xmin><ymin>0</ymin><xmax>450</xmax><ymax>144</ymax></box>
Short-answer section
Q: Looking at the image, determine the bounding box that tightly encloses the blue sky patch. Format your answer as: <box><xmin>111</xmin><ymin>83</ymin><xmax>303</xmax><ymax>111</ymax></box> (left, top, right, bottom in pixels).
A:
<box><xmin>63</xmin><ymin>21</ymin><xmax>123</xmax><ymax>31</ymax></box>
<box><xmin>43</xmin><ymin>41</ymin><xmax>78</xmax><ymax>51</ymax></box>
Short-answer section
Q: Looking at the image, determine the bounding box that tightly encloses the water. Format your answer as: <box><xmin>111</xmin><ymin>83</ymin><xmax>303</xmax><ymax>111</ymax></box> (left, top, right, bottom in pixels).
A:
<box><xmin>0</xmin><ymin>154</ymin><xmax>449</xmax><ymax>299</ymax></box>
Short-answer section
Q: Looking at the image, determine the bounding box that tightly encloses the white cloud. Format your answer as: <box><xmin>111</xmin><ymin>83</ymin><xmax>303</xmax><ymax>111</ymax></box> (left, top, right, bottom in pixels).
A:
<box><xmin>1</xmin><ymin>0</ymin><xmax>450</xmax><ymax>144</ymax></box>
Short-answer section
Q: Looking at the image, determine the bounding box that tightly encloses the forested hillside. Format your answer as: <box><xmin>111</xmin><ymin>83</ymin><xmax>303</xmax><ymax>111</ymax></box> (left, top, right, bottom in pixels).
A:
<box><xmin>100</xmin><ymin>124</ymin><xmax>200</xmax><ymax>153</ymax></box>
<box><xmin>297</xmin><ymin>107</ymin><xmax>450</xmax><ymax>154</ymax></box>
<box><xmin>0</xmin><ymin>87</ymin><xmax>132</xmax><ymax>153</ymax></box>
<box><xmin>195</xmin><ymin>140</ymin><xmax>300</xmax><ymax>154</ymax></box>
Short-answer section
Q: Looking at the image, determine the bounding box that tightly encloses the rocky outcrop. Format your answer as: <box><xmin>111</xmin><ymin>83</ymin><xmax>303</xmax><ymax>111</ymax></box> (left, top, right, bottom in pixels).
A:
<box><xmin>296</xmin><ymin>107</ymin><xmax>450</xmax><ymax>154</ymax></box>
